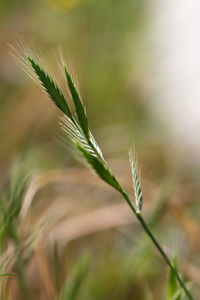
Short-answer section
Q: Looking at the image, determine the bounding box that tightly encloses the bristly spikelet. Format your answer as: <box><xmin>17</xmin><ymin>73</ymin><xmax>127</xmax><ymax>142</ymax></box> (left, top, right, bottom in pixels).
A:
<box><xmin>9</xmin><ymin>37</ymin><xmax>72</xmax><ymax>118</ymax></box>
<box><xmin>75</xmin><ymin>142</ymin><xmax>122</xmax><ymax>192</ymax></box>
<box><xmin>59</xmin><ymin>115</ymin><xmax>122</xmax><ymax>191</ymax></box>
<box><xmin>28</xmin><ymin>57</ymin><xmax>73</xmax><ymax>117</ymax></box>
<box><xmin>11</xmin><ymin>37</ymin><xmax>121</xmax><ymax>193</ymax></box>
<box><xmin>64</xmin><ymin>66</ymin><xmax>89</xmax><ymax>139</ymax></box>
<box><xmin>129</xmin><ymin>148</ymin><xmax>143</xmax><ymax>213</ymax></box>
<box><xmin>59</xmin><ymin>115</ymin><xmax>96</xmax><ymax>158</ymax></box>
<box><xmin>9</xmin><ymin>35</ymin><xmax>55</xmax><ymax>85</ymax></box>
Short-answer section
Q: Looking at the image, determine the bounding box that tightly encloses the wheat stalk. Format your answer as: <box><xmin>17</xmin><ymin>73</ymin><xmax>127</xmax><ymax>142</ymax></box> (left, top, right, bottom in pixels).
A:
<box><xmin>11</xmin><ymin>39</ymin><xmax>194</xmax><ymax>300</ymax></box>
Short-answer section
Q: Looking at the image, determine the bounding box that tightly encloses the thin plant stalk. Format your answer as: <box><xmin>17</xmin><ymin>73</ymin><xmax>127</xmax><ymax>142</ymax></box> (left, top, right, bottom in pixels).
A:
<box><xmin>120</xmin><ymin>189</ymin><xmax>193</xmax><ymax>300</ymax></box>
<box><xmin>137</xmin><ymin>214</ymin><xmax>192</xmax><ymax>300</ymax></box>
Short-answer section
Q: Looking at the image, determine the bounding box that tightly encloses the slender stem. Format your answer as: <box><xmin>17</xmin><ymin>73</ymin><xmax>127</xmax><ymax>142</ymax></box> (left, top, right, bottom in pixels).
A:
<box><xmin>137</xmin><ymin>214</ymin><xmax>193</xmax><ymax>300</ymax></box>
<box><xmin>120</xmin><ymin>190</ymin><xmax>194</xmax><ymax>300</ymax></box>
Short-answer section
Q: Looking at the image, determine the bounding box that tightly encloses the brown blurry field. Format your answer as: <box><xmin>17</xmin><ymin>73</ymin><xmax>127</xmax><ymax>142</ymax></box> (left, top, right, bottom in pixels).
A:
<box><xmin>0</xmin><ymin>1</ymin><xmax>199</xmax><ymax>299</ymax></box>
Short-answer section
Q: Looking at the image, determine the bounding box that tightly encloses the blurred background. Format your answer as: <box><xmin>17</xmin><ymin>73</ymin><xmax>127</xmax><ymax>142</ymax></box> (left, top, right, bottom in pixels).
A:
<box><xmin>0</xmin><ymin>0</ymin><xmax>199</xmax><ymax>299</ymax></box>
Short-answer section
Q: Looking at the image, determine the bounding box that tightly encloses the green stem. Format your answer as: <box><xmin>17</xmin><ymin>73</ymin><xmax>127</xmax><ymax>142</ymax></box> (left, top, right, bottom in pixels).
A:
<box><xmin>137</xmin><ymin>214</ymin><xmax>193</xmax><ymax>300</ymax></box>
<box><xmin>120</xmin><ymin>190</ymin><xmax>194</xmax><ymax>300</ymax></box>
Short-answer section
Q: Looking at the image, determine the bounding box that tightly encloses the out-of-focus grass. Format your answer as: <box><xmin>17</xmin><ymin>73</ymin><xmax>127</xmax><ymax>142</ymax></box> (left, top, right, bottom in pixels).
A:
<box><xmin>0</xmin><ymin>154</ymin><xmax>199</xmax><ymax>299</ymax></box>
<box><xmin>0</xmin><ymin>0</ymin><xmax>199</xmax><ymax>299</ymax></box>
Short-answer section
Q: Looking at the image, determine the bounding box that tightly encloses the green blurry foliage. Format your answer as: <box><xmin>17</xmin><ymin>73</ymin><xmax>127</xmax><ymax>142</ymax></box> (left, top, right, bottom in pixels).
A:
<box><xmin>0</xmin><ymin>0</ymin><xmax>199</xmax><ymax>299</ymax></box>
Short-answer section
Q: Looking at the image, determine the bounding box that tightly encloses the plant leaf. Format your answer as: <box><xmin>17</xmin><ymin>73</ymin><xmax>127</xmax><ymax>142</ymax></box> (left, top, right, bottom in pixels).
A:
<box><xmin>166</xmin><ymin>256</ymin><xmax>182</xmax><ymax>300</ymax></box>
<box><xmin>58</xmin><ymin>252</ymin><xmax>90</xmax><ymax>300</ymax></box>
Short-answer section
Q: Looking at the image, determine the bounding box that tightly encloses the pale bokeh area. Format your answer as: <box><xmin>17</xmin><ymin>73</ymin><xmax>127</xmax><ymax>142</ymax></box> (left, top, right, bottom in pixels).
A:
<box><xmin>150</xmin><ymin>0</ymin><xmax>200</xmax><ymax>159</ymax></box>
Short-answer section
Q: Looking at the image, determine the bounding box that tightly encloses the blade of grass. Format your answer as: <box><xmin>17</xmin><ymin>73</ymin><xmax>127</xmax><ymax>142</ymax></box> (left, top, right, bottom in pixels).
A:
<box><xmin>166</xmin><ymin>256</ymin><xmax>182</xmax><ymax>300</ymax></box>
<box><xmin>58</xmin><ymin>252</ymin><xmax>90</xmax><ymax>300</ymax></box>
